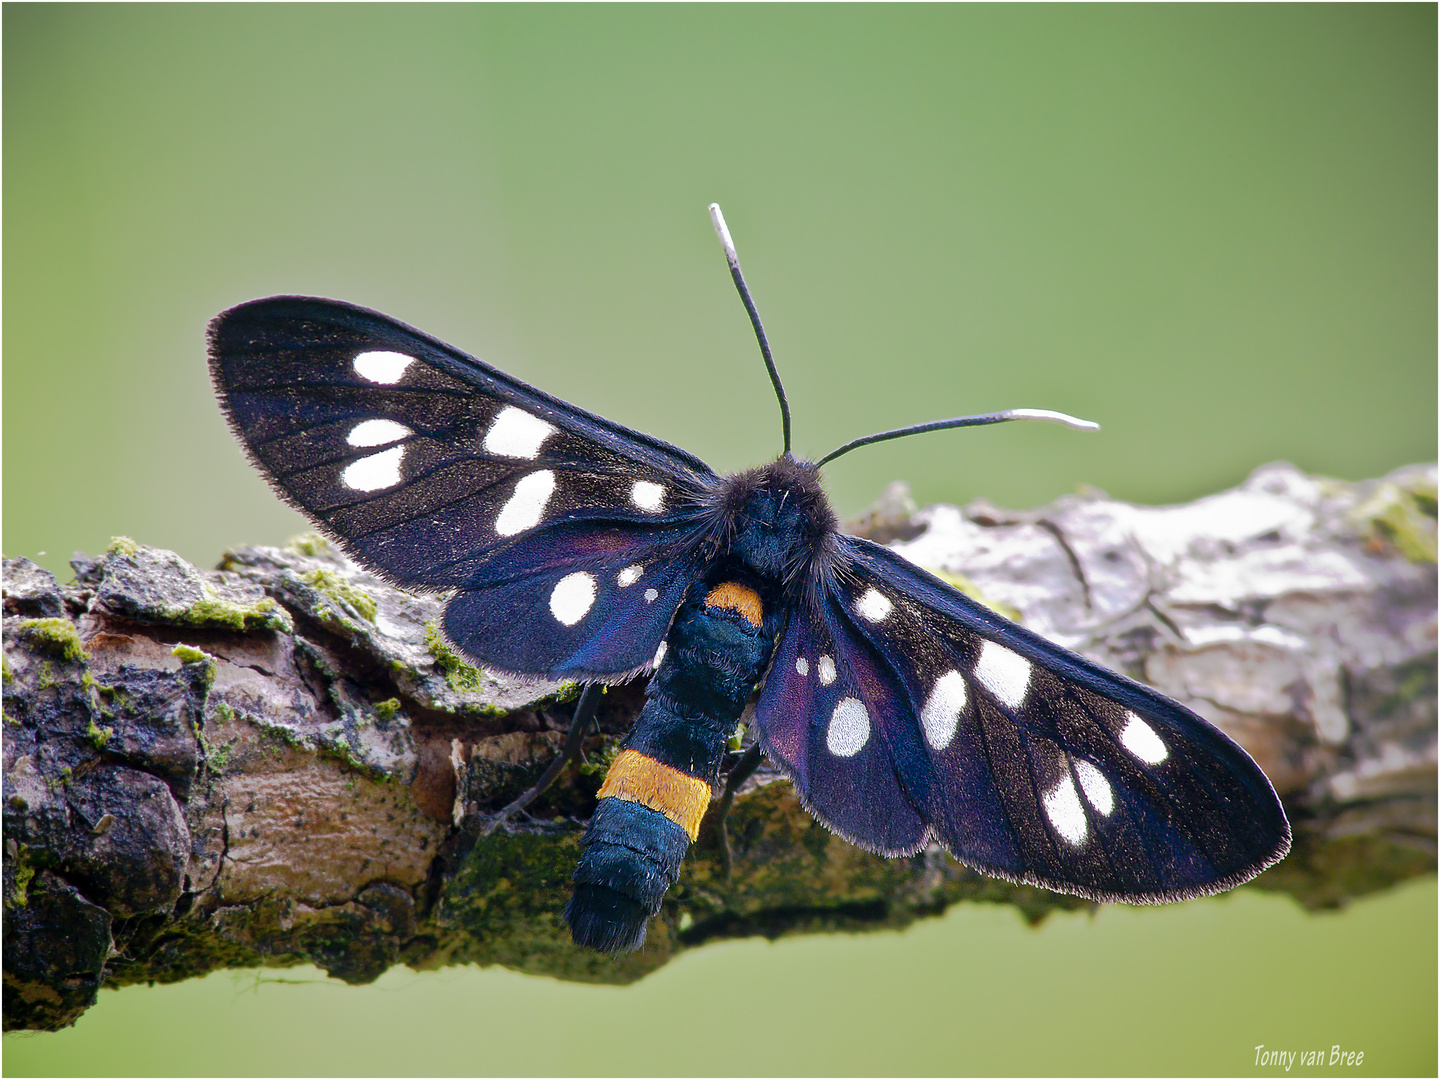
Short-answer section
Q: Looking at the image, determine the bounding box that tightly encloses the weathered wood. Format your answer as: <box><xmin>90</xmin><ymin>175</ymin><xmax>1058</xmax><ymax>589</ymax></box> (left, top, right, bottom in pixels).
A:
<box><xmin>4</xmin><ymin>461</ymin><xmax>1434</xmax><ymax>1031</ymax></box>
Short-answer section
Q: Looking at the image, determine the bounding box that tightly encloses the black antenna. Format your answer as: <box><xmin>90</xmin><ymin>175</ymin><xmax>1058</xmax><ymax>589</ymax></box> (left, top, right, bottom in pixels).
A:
<box><xmin>816</xmin><ymin>408</ymin><xmax>1100</xmax><ymax>468</ymax></box>
<box><xmin>709</xmin><ymin>203</ymin><xmax>792</xmax><ymax>456</ymax></box>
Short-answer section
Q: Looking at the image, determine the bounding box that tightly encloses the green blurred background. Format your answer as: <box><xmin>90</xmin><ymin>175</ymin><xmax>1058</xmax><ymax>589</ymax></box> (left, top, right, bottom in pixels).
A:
<box><xmin>4</xmin><ymin>5</ymin><xmax>1434</xmax><ymax>1075</ymax></box>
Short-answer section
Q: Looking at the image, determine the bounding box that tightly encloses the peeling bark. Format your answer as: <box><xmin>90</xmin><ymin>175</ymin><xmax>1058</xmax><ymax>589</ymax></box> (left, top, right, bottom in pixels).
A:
<box><xmin>4</xmin><ymin>461</ymin><xmax>1435</xmax><ymax>1031</ymax></box>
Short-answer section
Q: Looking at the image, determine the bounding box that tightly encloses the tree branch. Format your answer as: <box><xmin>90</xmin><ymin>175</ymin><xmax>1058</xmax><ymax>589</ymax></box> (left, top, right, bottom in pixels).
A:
<box><xmin>4</xmin><ymin>461</ymin><xmax>1434</xmax><ymax>1031</ymax></box>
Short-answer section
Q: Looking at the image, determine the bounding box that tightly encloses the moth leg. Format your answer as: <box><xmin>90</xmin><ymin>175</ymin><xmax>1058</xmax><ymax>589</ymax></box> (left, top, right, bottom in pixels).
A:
<box><xmin>706</xmin><ymin>743</ymin><xmax>764</xmax><ymax>880</ymax></box>
<box><xmin>483</xmin><ymin>683</ymin><xmax>601</xmax><ymax>835</ymax></box>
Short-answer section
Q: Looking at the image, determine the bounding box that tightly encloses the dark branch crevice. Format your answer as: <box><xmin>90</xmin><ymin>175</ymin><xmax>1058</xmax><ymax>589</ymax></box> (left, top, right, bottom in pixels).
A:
<box><xmin>1035</xmin><ymin>517</ymin><xmax>1093</xmax><ymax>610</ymax></box>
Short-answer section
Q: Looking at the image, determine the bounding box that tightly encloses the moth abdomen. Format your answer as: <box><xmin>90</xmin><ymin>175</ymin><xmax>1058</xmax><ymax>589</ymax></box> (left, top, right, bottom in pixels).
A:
<box><xmin>566</xmin><ymin>797</ymin><xmax>691</xmax><ymax>953</ymax></box>
<box><xmin>566</xmin><ymin>581</ymin><xmax>776</xmax><ymax>951</ymax></box>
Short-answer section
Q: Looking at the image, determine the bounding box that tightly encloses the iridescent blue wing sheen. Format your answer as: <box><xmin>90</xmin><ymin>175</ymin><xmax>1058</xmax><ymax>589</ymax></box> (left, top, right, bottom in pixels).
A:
<box><xmin>750</xmin><ymin>579</ymin><xmax>931</xmax><ymax>856</ymax></box>
<box><xmin>441</xmin><ymin>519</ymin><xmax>709</xmax><ymax>680</ymax></box>
<box><xmin>751</xmin><ymin>535</ymin><xmax>1291</xmax><ymax>901</ymax></box>
<box><xmin>208</xmin><ymin>296</ymin><xmax>716</xmax><ymax>679</ymax></box>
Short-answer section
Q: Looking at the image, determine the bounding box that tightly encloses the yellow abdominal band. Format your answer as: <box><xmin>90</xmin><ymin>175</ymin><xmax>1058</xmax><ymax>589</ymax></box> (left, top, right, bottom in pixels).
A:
<box><xmin>597</xmin><ymin>750</ymin><xmax>712</xmax><ymax>841</ymax></box>
<box><xmin>705</xmin><ymin>581</ymin><xmax>763</xmax><ymax>627</ymax></box>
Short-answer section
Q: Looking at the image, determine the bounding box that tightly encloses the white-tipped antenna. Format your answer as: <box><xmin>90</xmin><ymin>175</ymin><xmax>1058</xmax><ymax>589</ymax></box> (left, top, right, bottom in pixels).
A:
<box><xmin>1002</xmin><ymin>408</ymin><xmax>1101</xmax><ymax>432</ymax></box>
<box><xmin>710</xmin><ymin>202</ymin><xmax>1099</xmax><ymax>467</ymax></box>
<box><xmin>709</xmin><ymin>203</ymin><xmax>736</xmax><ymax>259</ymax></box>
<box><xmin>709</xmin><ymin>203</ymin><xmax>792</xmax><ymax>455</ymax></box>
<box><xmin>815</xmin><ymin>407</ymin><xmax>1101</xmax><ymax>468</ymax></box>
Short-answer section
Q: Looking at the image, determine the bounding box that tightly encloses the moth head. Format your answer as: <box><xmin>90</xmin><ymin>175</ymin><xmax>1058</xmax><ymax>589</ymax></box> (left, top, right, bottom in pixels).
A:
<box><xmin>715</xmin><ymin>455</ymin><xmax>836</xmax><ymax>584</ymax></box>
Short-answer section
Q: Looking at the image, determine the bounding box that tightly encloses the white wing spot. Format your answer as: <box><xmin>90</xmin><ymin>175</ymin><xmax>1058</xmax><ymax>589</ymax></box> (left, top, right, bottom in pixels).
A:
<box><xmin>855</xmin><ymin>588</ymin><xmax>892</xmax><ymax>623</ymax></box>
<box><xmin>795</xmin><ymin>657</ymin><xmax>809</xmax><ymax>677</ymax></box>
<box><xmin>483</xmin><ymin>406</ymin><xmax>556</xmax><ymax>459</ymax></box>
<box><xmin>826</xmin><ymin>697</ymin><xmax>870</xmax><ymax>757</ymax></box>
<box><xmin>1120</xmin><ymin>712</ymin><xmax>1169</xmax><ymax>765</ymax></box>
<box><xmin>618</xmin><ymin>565</ymin><xmax>643</xmax><ymax>588</ymax></box>
<box><xmin>974</xmin><ymin>640</ymin><xmax>1032</xmax><ymax>710</ymax></box>
<box><xmin>494</xmin><ymin>470</ymin><xmax>556</xmax><ymax>536</ymax></box>
<box><xmin>652</xmin><ymin>640</ymin><xmax>668</xmax><ymax>668</ymax></box>
<box><xmin>1074</xmin><ymin>760</ymin><xmax>1114</xmax><ymax>816</ymax></box>
<box><xmin>1042</xmin><ymin>773</ymin><xmax>1088</xmax><ymax>846</ymax></box>
<box><xmin>817</xmin><ymin>655</ymin><xmax>837</xmax><ymax>686</ymax></box>
<box><xmin>630</xmin><ymin>481</ymin><xmax>665</xmax><ymax>512</ymax></box>
<box><xmin>920</xmin><ymin>670</ymin><xmax>968</xmax><ymax>751</ymax></box>
<box><xmin>643</xmin><ymin>588</ymin><xmax>659</xmax><ymax>603</ymax></box>
<box><xmin>548</xmin><ymin>572</ymin><xmax>596</xmax><ymax>626</ymax></box>
<box><xmin>341</xmin><ymin>446</ymin><xmax>405</xmax><ymax>491</ymax></box>
<box><xmin>346</xmin><ymin>418</ymin><xmax>412</xmax><ymax>447</ymax></box>
<box><xmin>352</xmin><ymin>351</ymin><xmax>414</xmax><ymax>384</ymax></box>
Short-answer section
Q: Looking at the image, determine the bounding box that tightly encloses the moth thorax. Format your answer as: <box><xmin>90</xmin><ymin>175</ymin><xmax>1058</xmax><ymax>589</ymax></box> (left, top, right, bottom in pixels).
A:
<box><xmin>720</xmin><ymin>457</ymin><xmax>836</xmax><ymax>582</ymax></box>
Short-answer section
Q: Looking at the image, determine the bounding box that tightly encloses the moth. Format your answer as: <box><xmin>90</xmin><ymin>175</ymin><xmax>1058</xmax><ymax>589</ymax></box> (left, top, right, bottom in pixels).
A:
<box><xmin>208</xmin><ymin>205</ymin><xmax>1289</xmax><ymax>952</ymax></box>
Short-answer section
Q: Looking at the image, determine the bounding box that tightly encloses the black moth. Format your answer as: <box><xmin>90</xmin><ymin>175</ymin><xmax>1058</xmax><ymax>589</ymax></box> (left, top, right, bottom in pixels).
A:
<box><xmin>208</xmin><ymin>205</ymin><xmax>1289</xmax><ymax>952</ymax></box>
